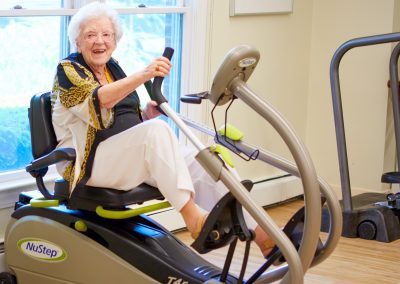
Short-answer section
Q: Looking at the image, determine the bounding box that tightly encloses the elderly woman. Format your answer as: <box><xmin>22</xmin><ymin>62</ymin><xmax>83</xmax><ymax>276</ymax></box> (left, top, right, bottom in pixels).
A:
<box><xmin>51</xmin><ymin>1</ymin><xmax>274</xmax><ymax>256</ymax></box>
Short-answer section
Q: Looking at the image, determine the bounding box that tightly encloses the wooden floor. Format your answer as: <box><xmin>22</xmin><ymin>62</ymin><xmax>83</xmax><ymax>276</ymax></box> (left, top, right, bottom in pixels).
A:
<box><xmin>175</xmin><ymin>199</ymin><xmax>400</xmax><ymax>284</ymax></box>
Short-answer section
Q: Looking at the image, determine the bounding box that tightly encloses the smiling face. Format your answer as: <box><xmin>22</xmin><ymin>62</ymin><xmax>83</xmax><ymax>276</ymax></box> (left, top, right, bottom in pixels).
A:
<box><xmin>76</xmin><ymin>16</ymin><xmax>116</xmax><ymax>71</ymax></box>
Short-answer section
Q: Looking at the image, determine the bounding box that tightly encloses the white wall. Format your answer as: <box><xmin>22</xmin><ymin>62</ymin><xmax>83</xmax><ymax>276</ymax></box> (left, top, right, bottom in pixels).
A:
<box><xmin>306</xmin><ymin>0</ymin><xmax>397</xmax><ymax>195</ymax></box>
<box><xmin>204</xmin><ymin>0</ymin><xmax>314</xmax><ymax>181</ymax></box>
<box><xmin>202</xmin><ymin>0</ymin><xmax>398</xmax><ymax>195</ymax></box>
<box><xmin>395</xmin><ymin>0</ymin><xmax>400</xmax><ymax>32</ymax></box>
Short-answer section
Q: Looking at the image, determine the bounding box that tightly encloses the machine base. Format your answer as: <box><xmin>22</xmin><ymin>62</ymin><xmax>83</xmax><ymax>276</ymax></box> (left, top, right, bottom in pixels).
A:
<box><xmin>321</xmin><ymin>192</ymin><xmax>400</xmax><ymax>242</ymax></box>
<box><xmin>4</xmin><ymin>191</ymin><xmax>239</xmax><ymax>284</ymax></box>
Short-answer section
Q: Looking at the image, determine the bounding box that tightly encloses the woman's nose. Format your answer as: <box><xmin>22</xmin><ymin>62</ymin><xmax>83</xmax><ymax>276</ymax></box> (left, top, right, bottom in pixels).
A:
<box><xmin>94</xmin><ymin>34</ymin><xmax>105</xmax><ymax>43</ymax></box>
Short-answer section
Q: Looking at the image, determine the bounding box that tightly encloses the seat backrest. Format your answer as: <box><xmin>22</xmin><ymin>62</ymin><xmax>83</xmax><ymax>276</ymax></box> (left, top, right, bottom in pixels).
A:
<box><xmin>27</xmin><ymin>91</ymin><xmax>166</xmax><ymax>211</ymax></box>
<box><xmin>28</xmin><ymin>91</ymin><xmax>58</xmax><ymax>159</ymax></box>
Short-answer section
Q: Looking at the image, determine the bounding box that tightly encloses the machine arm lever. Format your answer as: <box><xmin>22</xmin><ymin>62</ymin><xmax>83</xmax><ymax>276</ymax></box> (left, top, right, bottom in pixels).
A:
<box><xmin>180</xmin><ymin>91</ymin><xmax>209</xmax><ymax>104</ymax></box>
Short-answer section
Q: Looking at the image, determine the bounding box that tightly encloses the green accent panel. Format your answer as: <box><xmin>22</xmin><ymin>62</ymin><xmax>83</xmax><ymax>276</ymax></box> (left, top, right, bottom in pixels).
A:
<box><xmin>74</xmin><ymin>220</ymin><xmax>87</xmax><ymax>232</ymax></box>
<box><xmin>30</xmin><ymin>198</ymin><xmax>59</xmax><ymax>208</ymax></box>
<box><xmin>212</xmin><ymin>144</ymin><xmax>234</xmax><ymax>168</ymax></box>
<box><xmin>218</xmin><ymin>123</ymin><xmax>244</xmax><ymax>141</ymax></box>
<box><xmin>95</xmin><ymin>201</ymin><xmax>171</xmax><ymax>219</ymax></box>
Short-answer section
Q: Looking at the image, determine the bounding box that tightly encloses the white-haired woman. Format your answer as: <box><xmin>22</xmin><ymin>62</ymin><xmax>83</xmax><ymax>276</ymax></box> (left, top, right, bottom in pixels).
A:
<box><xmin>51</xmin><ymin>1</ymin><xmax>275</xmax><ymax>256</ymax></box>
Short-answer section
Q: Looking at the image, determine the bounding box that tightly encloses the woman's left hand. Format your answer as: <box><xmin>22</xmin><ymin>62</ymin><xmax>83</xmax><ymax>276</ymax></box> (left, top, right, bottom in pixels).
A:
<box><xmin>143</xmin><ymin>100</ymin><xmax>161</xmax><ymax>120</ymax></box>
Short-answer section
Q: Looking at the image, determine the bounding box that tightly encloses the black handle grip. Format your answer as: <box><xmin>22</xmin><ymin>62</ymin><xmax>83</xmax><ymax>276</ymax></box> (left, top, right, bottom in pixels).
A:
<box><xmin>162</xmin><ymin>47</ymin><xmax>174</xmax><ymax>60</ymax></box>
<box><xmin>150</xmin><ymin>47</ymin><xmax>174</xmax><ymax>106</ymax></box>
<box><xmin>180</xmin><ymin>91</ymin><xmax>208</xmax><ymax>105</ymax></box>
<box><xmin>180</xmin><ymin>95</ymin><xmax>202</xmax><ymax>104</ymax></box>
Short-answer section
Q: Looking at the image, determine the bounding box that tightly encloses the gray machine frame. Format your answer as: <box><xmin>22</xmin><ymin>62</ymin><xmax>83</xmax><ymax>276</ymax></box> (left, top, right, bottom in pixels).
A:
<box><xmin>325</xmin><ymin>32</ymin><xmax>400</xmax><ymax>242</ymax></box>
<box><xmin>177</xmin><ymin>45</ymin><xmax>342</xmax><ymax>282</ymax></box>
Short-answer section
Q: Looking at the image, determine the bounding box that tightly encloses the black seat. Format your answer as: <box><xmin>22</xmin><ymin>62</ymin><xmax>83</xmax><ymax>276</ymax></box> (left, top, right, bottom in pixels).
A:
<box><xmin>26</xmin><ymin>91</ymin><xmax>164</xmax><ymax>211</ymax></box>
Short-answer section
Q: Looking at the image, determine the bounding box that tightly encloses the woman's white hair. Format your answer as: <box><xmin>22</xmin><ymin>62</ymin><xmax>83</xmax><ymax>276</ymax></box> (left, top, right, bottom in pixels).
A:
<box><xmin>68</xmin><ymin>1</ymin><xmax>123</xmax><ymax>50</ymax></box>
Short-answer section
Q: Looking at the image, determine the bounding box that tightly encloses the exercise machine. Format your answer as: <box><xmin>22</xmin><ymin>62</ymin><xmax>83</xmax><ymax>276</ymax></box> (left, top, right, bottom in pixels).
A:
<box><xmin>321</xmin><ymin>32</ymin><xmax>400</xmax><ymax>242</ymax></box>
<box><xmin>0</xmin><ymin>45</ymin><xmax>341</xmax><ymax>284</ymax></box>
<box><xmin>0</xmin><ymin>46</ymin><xmax>341</xmax><ymax>283</ymax></box>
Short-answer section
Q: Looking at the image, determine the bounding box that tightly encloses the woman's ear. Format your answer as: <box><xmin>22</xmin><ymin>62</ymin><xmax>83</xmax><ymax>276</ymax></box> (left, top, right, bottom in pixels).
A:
<box><xmin>76</xmin><ymin>41</ymin><xmax>81</xmax><ymax>53</ymax></box>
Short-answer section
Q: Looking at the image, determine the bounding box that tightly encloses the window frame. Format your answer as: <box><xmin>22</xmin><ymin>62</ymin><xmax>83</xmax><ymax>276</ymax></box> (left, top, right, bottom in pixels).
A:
<box><xmin>0</xmin><ymin>0</ymin><xmax>210</xmax><ymax>209</ymax></box>
<box><xmin>0</xmin><ymin>7</ymin><xmax>188</xmax><ymax>17</ymax></box>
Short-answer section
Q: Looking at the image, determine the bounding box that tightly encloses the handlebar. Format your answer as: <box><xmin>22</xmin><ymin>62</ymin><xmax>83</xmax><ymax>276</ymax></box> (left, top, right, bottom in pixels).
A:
<box><xmin>150</xmin><ymin>47</ymin><xmax>174</xmax><ymax>105</ymax></box>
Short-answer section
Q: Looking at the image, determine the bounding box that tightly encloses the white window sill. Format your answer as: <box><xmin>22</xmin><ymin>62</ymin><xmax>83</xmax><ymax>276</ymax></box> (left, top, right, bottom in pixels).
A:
<box><xmin>0</xmin><ymin>167</ymin><xmax>59</xmax><ymax>209</ymax></box>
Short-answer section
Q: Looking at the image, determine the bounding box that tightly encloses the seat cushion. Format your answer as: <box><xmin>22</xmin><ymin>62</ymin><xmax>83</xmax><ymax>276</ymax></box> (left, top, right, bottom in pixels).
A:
<box><xmin>57</xmin><ymin>179</ymin><xmax>164</xmax><ymax>211</ymax></box>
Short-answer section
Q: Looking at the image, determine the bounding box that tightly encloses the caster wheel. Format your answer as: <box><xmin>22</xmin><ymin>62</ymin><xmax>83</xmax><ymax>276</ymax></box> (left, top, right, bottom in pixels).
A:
<box><xmin>387</xmin><ymin>193</ymin><xmax>395</xmax><ymax>200</ymax></box>
<box><xmin>0</xmin><ymin>272</ymin><xmax>17</xmax><ymax>284</ymax></box>
<box><xmin>357</xmin><ymin>220</ymin><xmax>377</xmax><ymax>240</ymax></box>
<box><xmin>387</xmin><ymin>193</ymin><xmax>396</xmax><ymax>206</ymax></box>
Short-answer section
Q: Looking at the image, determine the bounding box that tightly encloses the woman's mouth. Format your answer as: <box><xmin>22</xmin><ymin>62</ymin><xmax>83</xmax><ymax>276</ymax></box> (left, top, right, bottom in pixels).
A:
<box><xmin>93</xmin><ymin>49</ymin><xmax>106</xmax><ymax>54</ymax></box>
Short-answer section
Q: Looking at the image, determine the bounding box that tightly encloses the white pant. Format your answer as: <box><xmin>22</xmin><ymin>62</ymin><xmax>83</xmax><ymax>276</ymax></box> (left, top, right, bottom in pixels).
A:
<box><xmin>87</xmin><ymin>120</ymin><xmax>194</xmax><ymax>211</ymax></box>
<box><xmin>87</xmin><ymin>119</ymin><xmax>257</xmax><ymax>230</ymax></box>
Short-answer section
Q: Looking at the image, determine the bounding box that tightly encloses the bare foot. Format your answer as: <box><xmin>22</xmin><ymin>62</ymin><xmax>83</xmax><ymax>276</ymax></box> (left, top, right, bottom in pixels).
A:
<box><xmin>190</xmin><ymin>213</ymin><xmax>208</xmax><ymax>239</ymax></box>
<box><xmin>254</xmin><ymin>225</ymin><xmax>275</xmax><ymax>257</ymax></box>
<box><xmin>180</xmin><ymin>198</ymin><xmax>208</xmax><ymax>239</ymax></box>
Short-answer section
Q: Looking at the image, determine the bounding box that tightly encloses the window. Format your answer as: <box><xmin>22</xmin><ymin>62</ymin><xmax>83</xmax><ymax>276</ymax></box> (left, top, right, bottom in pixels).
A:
<box><xmin>107</xmin><ymin>0</ymin><xmax>180</xmax><ymax>8</ymax></box>
<box><xmin>0</xmin><ymin>1</ymin><xmax>63</xmax><ymax>9</ymax></box>
<box><xmin>0</xmin><ymin>1</ymin><xmax>186</xmax><ymax>177</ymax></box>
<box><xmin>113</xmin><ymin>12</ymin><xmax>182</xmax><ymax>119</ymax></box>
<box><xmin>0</xmin><ymin>16</ymin><xmax>64</xmax><ymax>172</ymax></box>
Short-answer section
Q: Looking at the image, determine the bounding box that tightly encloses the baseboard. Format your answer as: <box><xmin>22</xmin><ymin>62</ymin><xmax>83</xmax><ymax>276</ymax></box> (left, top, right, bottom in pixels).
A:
<box><xmin>251</xmin><ymin>175</ymin><xmax>303</xmax><ymax>207</ymax></box>
<box><xmin>329</xmin><ymin>183</ymin><xmax>394</xmax><ymax>201</ymax></box>
<box><xmin>0</xmin><ymin>242</ymin><xmax>5</xmax><ymax>273</ymax></box>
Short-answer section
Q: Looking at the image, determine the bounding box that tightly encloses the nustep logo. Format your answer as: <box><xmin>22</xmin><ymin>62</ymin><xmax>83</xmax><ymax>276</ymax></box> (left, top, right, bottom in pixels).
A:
<box><xmin>238</xmin><ymin>57</ymin><xmax>257</xmax><ymax>68</ymax></box>
<box><xmin>18</xmin><ymin>238</ymin><xmax>67</xmax><ymax>262</ymax></box>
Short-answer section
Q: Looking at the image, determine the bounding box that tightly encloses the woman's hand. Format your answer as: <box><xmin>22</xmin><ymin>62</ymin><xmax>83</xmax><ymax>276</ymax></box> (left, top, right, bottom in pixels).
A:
<box><xmin>98</xmin><ymin>56</ymin><xmax>172</xmax><ymax>110</ymax></box>
<box><xmin>143</xmin><ymin>100</ymin><xmax>161</xmax><ymax>120</ymax></box>
<box><xmin>143</xmin><ymin>56</ymin><xmax>172</xmax><ymax>81</ymax></box>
